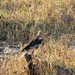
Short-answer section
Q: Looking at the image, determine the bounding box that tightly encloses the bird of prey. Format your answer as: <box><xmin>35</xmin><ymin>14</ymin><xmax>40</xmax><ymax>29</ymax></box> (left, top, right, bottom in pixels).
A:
<box><xmin>21</xmin><ymin>31</ymin><xmax>44</xmax><ymax>57</ymax></box>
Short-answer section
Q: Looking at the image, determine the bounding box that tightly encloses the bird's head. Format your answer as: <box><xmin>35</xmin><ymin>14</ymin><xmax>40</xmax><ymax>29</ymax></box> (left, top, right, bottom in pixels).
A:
<box><xmin>37</xmin><ymin>31</ymin><xmax>43</xmax><ymax>36</ymax></box>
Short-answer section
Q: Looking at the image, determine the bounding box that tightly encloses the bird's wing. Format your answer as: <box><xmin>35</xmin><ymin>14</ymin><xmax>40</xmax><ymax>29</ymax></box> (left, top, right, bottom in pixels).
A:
<box><xmin>21</xmin><ymin>36</ymin><xmax>43</xmax><ymax>52</ymax></box>
<box><xmin>29</xmin><ymin>36</ymin><xmax>43</xmax><ymax>47</ymax></box>
<box><xmin>21</xmin><ymin>40</ymin><xmax>33</xmax><ymax>52</ymax></box>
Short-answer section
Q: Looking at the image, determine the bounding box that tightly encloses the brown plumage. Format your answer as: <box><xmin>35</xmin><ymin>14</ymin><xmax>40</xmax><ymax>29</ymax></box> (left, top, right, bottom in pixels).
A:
<box><xmin>21</xmin><ymin>31</ymin><xmax>44</xmax><ymax>57</ymax></box>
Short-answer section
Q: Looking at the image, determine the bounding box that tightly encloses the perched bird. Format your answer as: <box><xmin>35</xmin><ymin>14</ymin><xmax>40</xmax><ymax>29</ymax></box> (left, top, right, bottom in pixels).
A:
<box><xmin>21</xmin><ymin>31</ymin><xmax>44</xmax><ymax>57</ymax></box>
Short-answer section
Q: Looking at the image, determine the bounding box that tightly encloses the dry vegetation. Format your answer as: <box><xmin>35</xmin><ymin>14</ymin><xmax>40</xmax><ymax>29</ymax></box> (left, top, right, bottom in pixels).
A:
<box><xmin>0</xmin><ymin>0</ymin><xmax>75</xmax><ymax>75</ymax></box>
<box><xmin>0</xmin><ymin>40</ymin><xmax>75</xmax><ymax>75</ymax></box>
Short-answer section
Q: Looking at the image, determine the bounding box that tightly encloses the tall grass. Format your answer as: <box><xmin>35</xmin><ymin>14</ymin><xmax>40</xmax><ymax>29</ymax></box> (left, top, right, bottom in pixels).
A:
<box><xmin>0</xmin><ymin>39</ymin><xmax>75</xmax><ymax>75</ymax></box>
<box><xmin>0</xmin><ymin>0</ymin><xmax>75</xmax><ymax>44</ymax></box>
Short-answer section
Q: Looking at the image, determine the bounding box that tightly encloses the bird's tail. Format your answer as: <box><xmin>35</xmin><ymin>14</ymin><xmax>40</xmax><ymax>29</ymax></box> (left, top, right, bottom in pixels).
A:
<box><xmin>21</xmin><ymin>45</ymin><xmax>29</xmax><ymax>52</ymax></box>
<box><xmin>20</xmin><ymin>47</ymin><xmax>30</xmax><ymax>57</ymax></box>
<box><xmin>20</xmin><ymin>50</ymin><xmax>28</xmax><ymax>57</ymax></box>
<box><xmin>21</xmin><ymin>48</ymin><xmax>25</xmax><ymax>52</ymax></box>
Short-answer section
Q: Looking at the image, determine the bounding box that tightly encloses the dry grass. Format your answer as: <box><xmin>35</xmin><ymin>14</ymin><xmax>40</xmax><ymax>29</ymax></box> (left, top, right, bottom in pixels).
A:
<box><xmin>0</xmin><ymin>0</ymin><xmax>75</xmax><ymax>43</ymax></box>
<box><xmin>0</xmin><ymin>0</ymin><xmax>75</xmax><ymax>75</ymax></box>
<box><xmin>0</xmin><ymin>39</ymin><xmax>75</xmax><ymax>75</ymax></box>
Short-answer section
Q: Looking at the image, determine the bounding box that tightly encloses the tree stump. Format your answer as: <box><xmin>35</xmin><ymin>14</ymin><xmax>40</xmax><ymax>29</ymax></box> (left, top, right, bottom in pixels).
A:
<box><xmin>25</xmin><ymin>54</ymin><xmax>34</xmax><ymax>75</ymax></box>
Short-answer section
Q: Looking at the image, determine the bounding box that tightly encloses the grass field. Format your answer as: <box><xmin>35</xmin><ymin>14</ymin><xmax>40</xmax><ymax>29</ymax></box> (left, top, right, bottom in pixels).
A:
<box><xmin>0</xmin><ymin>0</ymin><xmax>75</xmax><ymax>75</ymax></box>
<box><xmin>0</xmin><ymin>40</ymin><xmax>75</xmax><ymax>75</ymax></box>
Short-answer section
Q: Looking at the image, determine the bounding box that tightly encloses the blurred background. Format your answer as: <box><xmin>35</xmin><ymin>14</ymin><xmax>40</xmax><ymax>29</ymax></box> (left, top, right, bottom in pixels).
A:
<box><xmin>0</xmin><ymin>0</ymin><xmax>75</xmax><ymax>46</ymax></box>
